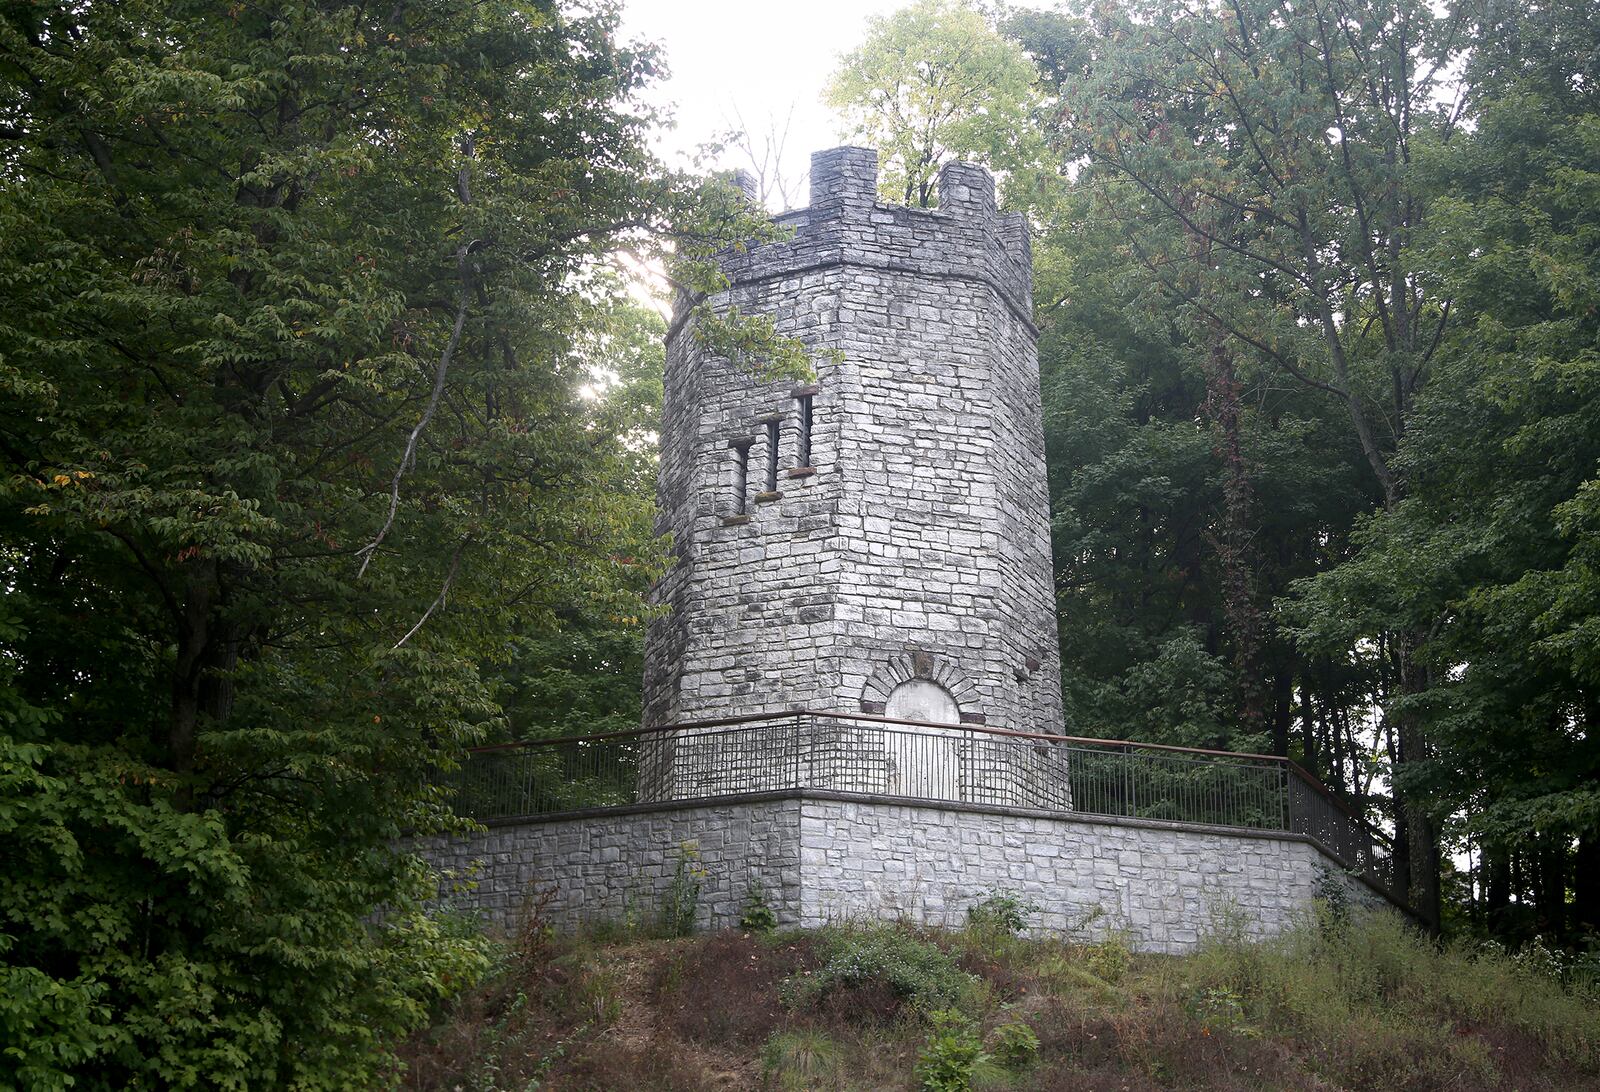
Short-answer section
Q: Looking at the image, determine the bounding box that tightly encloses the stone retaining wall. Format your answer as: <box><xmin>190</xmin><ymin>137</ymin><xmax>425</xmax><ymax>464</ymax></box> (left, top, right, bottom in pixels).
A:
<box><xmin>415</xmin><ymin>793</ymin><xmax>1389</xmax><ymax>953</ymax></box>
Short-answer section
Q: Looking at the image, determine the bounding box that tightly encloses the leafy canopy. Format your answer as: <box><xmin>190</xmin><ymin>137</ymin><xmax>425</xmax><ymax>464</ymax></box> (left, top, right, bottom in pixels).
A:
<box><xmin>0</xmin><ymin>0</ymin><xmax>799</xmax><ymax>1086</ymax></box>
<box><xmin>824</xmin><ymin>0</ymin><xmax>1042</xmax><ymax>207</ymax></box>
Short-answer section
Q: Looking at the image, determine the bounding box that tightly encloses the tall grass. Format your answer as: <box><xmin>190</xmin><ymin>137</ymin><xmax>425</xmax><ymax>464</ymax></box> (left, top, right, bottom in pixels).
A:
<box><xmin>1177</xmin><ymin>908</ymin><xmax>1600</xmax><ymax>1085</ymax></box>
<box><xmin>397</xmin><ymin>906</ymin><xmax>1600</xmax><ymax>1091</ymax></box>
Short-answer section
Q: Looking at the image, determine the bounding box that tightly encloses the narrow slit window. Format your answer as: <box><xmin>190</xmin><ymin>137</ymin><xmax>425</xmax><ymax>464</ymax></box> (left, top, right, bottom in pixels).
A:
<box><xmin>796</xmin><ymin>394</ymin><xmax>814</xmax><ymax>468</ymax></box>
<box><xmin>732</xmin><ymin>442</ymin><xmax>751</xmax><ymax>514</ymax></box>
<box><xmin>765</xmin><ymin>419</ymin><xmax>780</xmax><ymax>493</ymax></box>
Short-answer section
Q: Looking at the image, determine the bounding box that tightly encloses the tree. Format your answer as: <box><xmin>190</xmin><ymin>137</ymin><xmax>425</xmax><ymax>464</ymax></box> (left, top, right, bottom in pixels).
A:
<box><xmin>1050</xmin><ymin>0</ymin><xmax>1466</xmax><ymax>927</ymax></box>
<box><xmin>1287</xmin><ymin>0</ymin><xmax>1600</xmax><ymax>942</ymax></box>
<box><xmin>719</xmin><ymin>106</ymin><xmax>809</xmax><ymax>211</ymax></box>
<box><xmin>495</xmin><ymin>299</ymin><xmax>668</xmax><ymax>742</ymax></box>
<box><xmin>824</xmin><ymin>0</ymin><xmax>1042</xmax><ymax>206</ymax></box>
<box><xmin>1033</xmin><ymin>182</ymin><xmax>1377</xmax><ymax>762</ymax></box>
<box><xmin>0</xmin><ymin>0</ymin><xmax>787</xmax><ymax>1084</ymax></box>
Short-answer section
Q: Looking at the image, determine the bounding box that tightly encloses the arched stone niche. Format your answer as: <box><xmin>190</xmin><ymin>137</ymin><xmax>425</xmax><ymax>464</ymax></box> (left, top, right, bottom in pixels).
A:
<box><xmin>884</xmin><ymin>678</ymin><xmax>959</xmax><ymax>724</ymax></box>
<box><xmin>860</xmin><ymin>650</ymin><xmax>982</xmax><ymax>724</ymax></box>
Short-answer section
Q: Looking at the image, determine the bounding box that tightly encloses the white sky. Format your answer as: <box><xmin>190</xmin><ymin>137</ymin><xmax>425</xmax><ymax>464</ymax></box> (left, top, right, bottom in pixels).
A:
<box><xmin>618</xmin><ymin>0</ymin><xmax>912</xmax><ymax>203</ymax></box>
<box><xmin>618</xmin><ymin>1</ymin><xmax>1055</xmax><ymax>209</ymax></box>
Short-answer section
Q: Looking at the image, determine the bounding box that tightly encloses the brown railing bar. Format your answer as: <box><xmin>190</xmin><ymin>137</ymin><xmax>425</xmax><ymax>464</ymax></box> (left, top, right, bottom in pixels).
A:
<box><xmin>473</xmin><ymin>707</ymin><xmax>1307</xmax><ymax>764</ymax></box>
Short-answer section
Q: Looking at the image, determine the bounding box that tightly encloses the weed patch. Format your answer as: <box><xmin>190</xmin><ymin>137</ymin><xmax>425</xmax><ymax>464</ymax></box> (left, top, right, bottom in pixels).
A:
<box><xmin>782</xmin><ymin>923</ymin><xmax>978</xmax><ymax>1021</ymax></box>
<box><xmin>652</xmin><ymin>930</ymin><xmax>817</xmax><ymax>1046</ymax></box>
<box><xmin>398</xmin><ymin>915</ymin><xmax>1600</xmax><ymax>1092</ymax></box>
<box><xmin>762</xmin><ymin>1029</ymin><xmax>844</xmax><ymax>1091</ymax></box>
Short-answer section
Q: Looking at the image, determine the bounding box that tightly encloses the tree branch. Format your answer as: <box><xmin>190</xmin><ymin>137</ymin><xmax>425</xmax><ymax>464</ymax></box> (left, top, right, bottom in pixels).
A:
<box><xmin>392</xmin><ymin>540</ymin><xmax>465</xmax><ymax>649</ymax></box>
<box><xmin>354</xmin><ymin>249</ymin><xmax>475</xmax><ymax>577</ymax></box>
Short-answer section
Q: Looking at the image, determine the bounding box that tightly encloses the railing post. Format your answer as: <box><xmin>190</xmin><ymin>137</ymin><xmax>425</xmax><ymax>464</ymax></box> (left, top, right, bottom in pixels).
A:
<box><xmin>793</xmin><ymin>712</ymin><xmax>804</xmax><ymax>790</ymax></box>
<box><xmin>804</xmin><ymin>712</ymin><xmax>815</xmax><ymax>791</ymax></box>
<box><xmin>1125</xmin><ymin>742</ymin><xmax>1137</xmax><ymax>818</ymax></box>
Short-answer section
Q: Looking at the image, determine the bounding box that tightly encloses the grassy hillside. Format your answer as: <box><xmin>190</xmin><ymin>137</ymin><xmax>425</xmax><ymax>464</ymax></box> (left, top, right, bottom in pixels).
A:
<box><xmin>396</xmin><ymin>902</ymin><xmax>1600</xmax><ymax>1091</ymax></box>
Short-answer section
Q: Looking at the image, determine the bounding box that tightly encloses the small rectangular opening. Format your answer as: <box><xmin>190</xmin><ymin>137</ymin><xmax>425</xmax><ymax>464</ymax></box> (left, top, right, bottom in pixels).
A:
<box><xmin>765</xmin><ymin>419</ymin><xmax>779</xmax><ymax>493</ymax></box>
<box><xmin>796</xmin><ymin>394</ymin><xmax>814</xmax><ymax>467</ymax></box>
<box><xmin>732</xmin><ymin>441</ymin><xmax>751</xmax><ymax>514</ymax></box>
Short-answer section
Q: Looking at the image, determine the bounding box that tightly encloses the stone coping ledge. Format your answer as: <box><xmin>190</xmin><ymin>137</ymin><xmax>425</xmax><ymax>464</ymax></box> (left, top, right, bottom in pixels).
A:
<box><xmin>472</xmin><ymin>788</ymin><xmax>1289</xmax><ymax>841</ymax></box>
<box><xmin>451</xmin><ymin>788</ymin><xmax>1411</xmax><ymax>917</ymax></box>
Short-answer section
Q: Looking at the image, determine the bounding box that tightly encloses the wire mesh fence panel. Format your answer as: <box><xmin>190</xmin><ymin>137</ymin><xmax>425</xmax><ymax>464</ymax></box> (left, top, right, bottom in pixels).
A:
<box><xmin>447</xmin><ymin>736</ymin><xmax>640</xmax><ymax>819</ymax></box>
<box><xmin>657</xmin><ymin>720</ymin><xmax>807</xmax><ymax>798</ymax></box>
<box><xmin>1285</xmin><ymin>774</ymin><xmax>1402</xmax><ymax>904</ymax></box>
<box><xmin>879</xmin><ymin>725</ymin><xmax>968</xmax><ymax>800</ymax></box>
<box><xmin>1064</xmin><ymin>744</ymin><xmax>1285</xmax><ymax>829</ymax></box>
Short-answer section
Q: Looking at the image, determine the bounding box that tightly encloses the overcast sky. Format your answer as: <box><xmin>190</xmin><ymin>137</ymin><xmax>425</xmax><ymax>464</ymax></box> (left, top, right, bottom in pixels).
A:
<box><xmin>618</xmin><ymin>0</ymin><xmax>907</xmax><ymax>204</ymax></box>
<box><xmin>618</xmin><ymin>1</ymin><xmax>1054</xmax><ymax>209</ymax></box>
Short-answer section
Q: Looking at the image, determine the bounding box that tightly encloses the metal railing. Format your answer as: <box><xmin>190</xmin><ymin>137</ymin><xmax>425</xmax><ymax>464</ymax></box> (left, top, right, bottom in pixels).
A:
<box><xmin>445</xmin><ymin>710</ymin><xmax>1404</xmax><ymax>909</ymax></box>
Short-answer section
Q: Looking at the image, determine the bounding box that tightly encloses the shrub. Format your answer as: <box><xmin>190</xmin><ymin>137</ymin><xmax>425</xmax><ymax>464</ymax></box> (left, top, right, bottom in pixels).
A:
<box><xmin>965</xmin><ymin>891</ymin><xmax>1038</xmax><ymax>936</ymax></box>
<box><xmin>660</xmin><ymin>841</ymin><xmax>707</xmax><ymax>938</ymax></box>
<box><xmin>741</xmin><ymin>880</ymin><xmax>779</xmax><ymax>933</ymax></box>
<box><xmin>988</xmin><ymin>1018</ymin><xmax>1041</xmax><ymax>1070</ymax></box>
<box><xmin>1081</xmin><ymin>936</ymin><xmax>1132</xmax><ymax>985</ymax></box>
<box><xmin>914</xmin><ymin>1009</ymin><xmax>991</xmax><ymax>1092</ymax></box>
<box><xmin>1183</xmin><ymin>985</ymin><xmax>1252</xmax><ymax>1036</ymax></box>
<box><xmin>914</xmin><ymin>1011</ymin><xmax>979</xmax><ymax>1091</ymax></box>
<box><xmin>782</xmin><ymin>924</ymin><xmax>977</xmax><ymax>1018</ymax></box>
<box><xmin>1312</xmin><ymin>866</ymin><xmax>1353</xmax><ymax>934</ymax></box>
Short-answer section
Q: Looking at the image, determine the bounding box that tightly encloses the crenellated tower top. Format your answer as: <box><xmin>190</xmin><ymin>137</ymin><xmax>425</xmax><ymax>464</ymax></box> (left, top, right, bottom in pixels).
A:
<box><xmin>676</xmin><ymin>148</ymin><xmax>1033</xmax><ymax>345</ymax></box>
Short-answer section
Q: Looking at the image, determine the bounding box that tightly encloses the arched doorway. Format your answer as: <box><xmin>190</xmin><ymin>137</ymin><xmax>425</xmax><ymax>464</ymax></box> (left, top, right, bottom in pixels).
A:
<box><xmin>883</xmin><ymin>678</ymin><xmax>962</xmax><ymax>799</ymax></box>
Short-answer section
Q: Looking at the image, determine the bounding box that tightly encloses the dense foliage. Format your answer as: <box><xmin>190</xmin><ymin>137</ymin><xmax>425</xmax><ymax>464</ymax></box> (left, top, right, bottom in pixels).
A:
<box><xmin>828</xmin><ymin>0</ymin><xmax>1600</xmax><ymax>943</ymax></box>
<box><xmin>3</xmin><ymin>0</ymin><xmax>1598</xmax><ymax>1082</ymax></box>
<box><xmin>1017</xmin><ymin>0</ymin><xmax>1599</xmax><ymax>941</ymax></box>
<box><xmin>0</xmin><ymin>0</ymin><xmax>781</xmax><ymax>1086</ymax></box>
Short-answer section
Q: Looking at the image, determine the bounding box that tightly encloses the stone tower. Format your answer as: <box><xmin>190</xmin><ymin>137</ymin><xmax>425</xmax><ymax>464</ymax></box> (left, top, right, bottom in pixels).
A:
<box><xmin>644</xmin><ymin>147</ymin><xmax>1063</xmax><ymax>750</ymax></box>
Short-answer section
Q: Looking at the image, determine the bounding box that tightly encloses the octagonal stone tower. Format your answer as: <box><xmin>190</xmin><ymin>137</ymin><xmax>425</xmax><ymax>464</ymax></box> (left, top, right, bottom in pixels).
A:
<box><xmin>643</xmin><ymin>147</ymin><xmax>1064</xmax><ymax>790</ymax></box>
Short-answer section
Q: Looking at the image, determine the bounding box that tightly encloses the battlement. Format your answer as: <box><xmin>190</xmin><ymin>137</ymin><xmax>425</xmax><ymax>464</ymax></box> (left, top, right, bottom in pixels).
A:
<box><xmin>696</xmin><ymin>147</ymin><xmax>1034</xmax><ymax>331</ymax></box>
<box><xmin>807</xmin><ymin>146</ymin><xmax>996</xmax><ymax>220</ymax></box>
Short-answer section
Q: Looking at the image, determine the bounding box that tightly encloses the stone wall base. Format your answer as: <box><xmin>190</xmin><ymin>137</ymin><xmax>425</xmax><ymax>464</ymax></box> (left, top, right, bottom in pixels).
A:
<box><xmin>412</xmin><ymin>792</ymin><xmax>1390</xmax><ymax>954</ymax></box>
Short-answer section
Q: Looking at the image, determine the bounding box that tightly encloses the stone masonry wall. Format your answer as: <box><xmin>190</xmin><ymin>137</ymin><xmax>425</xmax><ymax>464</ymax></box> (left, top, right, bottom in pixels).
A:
<box><xmin>414</xmin><ymin>795</ymin><xmax>1392</xmax><ymax>953</ymax></box>
<box><xmin>797</xmin><ymin>799</ymin><xmax>1354</xmax><ymax>950</ymax></box>
<box><xmin>415</xmin><ymin>799</ymin><xmax>804</xmax><ymax>933</ymax></box>
<box><xmin>643</xmin><ymin>147</ymin><xmax>1064</xmax><ymax>742</ymax></box>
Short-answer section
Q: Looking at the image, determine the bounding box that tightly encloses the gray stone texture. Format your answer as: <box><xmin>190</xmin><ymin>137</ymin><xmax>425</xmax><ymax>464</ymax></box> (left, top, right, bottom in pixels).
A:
<box><xmin>414</xmin><ymin>794</ymin><xmax>1389</xmax><ymax>953</ymax></box>
<box><xmin>417</xmin><ymin>799</ymin><xmax>804</xmax><ymax>933</ymax></box>
<box><xmin>644</xmin><ymin>148</ymin><xmax>1064</xmax><ymax>739</ymax></box>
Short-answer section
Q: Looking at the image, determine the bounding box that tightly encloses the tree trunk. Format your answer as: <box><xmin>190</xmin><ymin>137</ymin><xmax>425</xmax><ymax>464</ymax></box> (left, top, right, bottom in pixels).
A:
<box><xmin>1574</xmin><ymin>832</ymin><xmax>1600</xmax><ymax>934</ymax></box>
<box><xmin>169</xmin><ymin>559</ymin><xmax>240</xmax><ymax>805</ymax></box>
<box><xmin>170</xmin><ymin>564</ymin><xmax>216</xmax><ymax>779</ymax></box>
<box><xmin>1388</xmin><ymin>626</ymin><xmax>1441</xmax><ymax>930</ymax></box>
<box><xmin>1484</xmin><ymin>840</ymin><xmax>1511</xmax><ymax>937</ymax></box>
<box><xmin>1298</xmin><ymin>679</ymin><xmax>1318</xmax><ymax>774</ymax></box>
<box><xmin>1199</xmin><ymin>332</ymin><xmax>1265</xmax><ymax>732</ymax></box>
<box><xmin>1538</xmin><ymin>833</ymin><xmax>1568</xmax><ymax>937</ymax></box>
<box><xmin>1270</xmin><ymin>669</ymin><xmax>1292</xmax><ymax>759</ymax></box>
